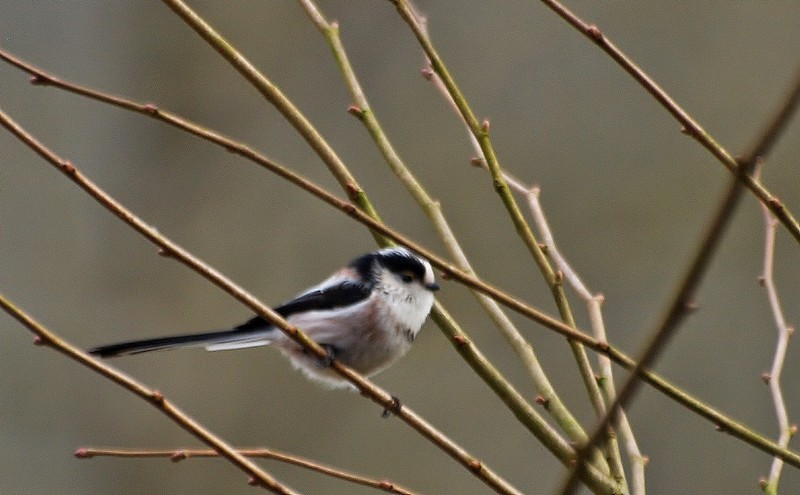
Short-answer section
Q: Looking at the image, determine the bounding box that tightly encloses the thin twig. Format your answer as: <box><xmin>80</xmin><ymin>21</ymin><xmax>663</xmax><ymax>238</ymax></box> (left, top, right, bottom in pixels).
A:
<box><xmin>0</xmin><ymin>296</ymin><xmax>299</xmax><ymax>495</ymax></box>
<box><xmin>557</xmin><ymin>58</ymin><xmax>800</xmax><ymax>495</ymax></box>
<box><xmin>296</xmin><ymin>0</ymin><xmax>612</xmax><ymax>481</ymax></box>
<box><xmin>4</xmin><ymin>49</ymin><xmax>800</xmax><ymax>473</ymax></box>
<box><xmin>0</xmin><ymin>47</ymin><xmax>592</xmax><ymax>351</ymax></box>
<box><xmin>77</xmin><ymin>447</ymin><xmax>420</xmax><ymax>495</ymax></box>
<box><xmin>393</xmin><ymin>3</ymin><xmax>614</xmax><ymax>478</ymax></box>
<box><xmin>158</xmin><ymin>0</ymin><xmax>384</xmax><ymax>244</ymax></box>
<box><xmin>518</xmin><ymin>179</ymin><xmax>645</xmax><ymax>495</ymax></box>
<box><xmin>536</xmin><ymin>0</ymin><xmax>800</xmax><ymax>245</ymax></box>
<box><xmin>0</xmin><ymin>107</ymin><xmax>526</xmax><ymax>495</ymax></box>
<box><xmin>390</xmin><ymin>0</ymin><xmax>579</xmax><ymax>331</ymax></box>
<box><xmin>755</xmin><ymin>165</ymin><xmax>797</xmax><ymax>495</ymax></box>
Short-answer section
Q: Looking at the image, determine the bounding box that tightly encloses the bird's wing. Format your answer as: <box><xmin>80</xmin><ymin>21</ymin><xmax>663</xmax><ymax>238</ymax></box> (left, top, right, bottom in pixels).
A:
<box><xmin>273</xmin><ymin>281</ymin><xmax>371</xmax><ymax>317</ymax></box>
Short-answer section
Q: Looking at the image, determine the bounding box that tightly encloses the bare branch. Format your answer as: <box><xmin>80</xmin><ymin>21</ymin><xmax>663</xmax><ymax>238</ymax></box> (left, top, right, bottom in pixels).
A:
<box><xmin>0</xmin><ymin>295</ymin><xmax>299</xmax><ymax>495</ymax></box>
<box><xmin>296</xmin><ymin>0</ymin><xmax>615</xmax><ymax>480</ymax></box>
<box><xmin>393</xmin><ymin>4</ymin><xmax>617</xmax><ymax>479</ymax></box>
<box><xmin>77</xmin><ymin>447</ymin><xmax>421</xmax><ymax>495</ymax></box>
<box><xmin>756</xmin><ymin>164</ymin><xmax>797</xmax><ymax>495</ymax></box>
<box><xmin>557</xmin><ymin>38</ymin><xmax>800</xmax><ymax>495</ymax></box>
<box><xmin>4</xmin><ymin>47</ymin><xmax>798</xmax><ymax>476</ymax></box>
<box><xmin>0</xmin><ymin>106</ymin><xmax>527</xmax><ymax>495</ymax></box>
<box><xmin>518</xmin><ymin>181</ymin><xmax>646</xmax><ymax>495</ymax></box>
<box><xmin>537</xmin><ymin>0</ymin><xmax>800</xmax><ymax>245</ymax></box>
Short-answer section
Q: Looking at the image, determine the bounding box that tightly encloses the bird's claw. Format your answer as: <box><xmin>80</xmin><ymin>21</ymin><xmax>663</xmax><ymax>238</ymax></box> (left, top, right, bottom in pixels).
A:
<box><xmin>317</xmin><ymin>344</ymin><xmax>337</xmax><ymax>368</ymax></box>
<box><xmin>382</xmin><ymin>395</ymin><xmax>402</xmax><ymax>418</ymax></box>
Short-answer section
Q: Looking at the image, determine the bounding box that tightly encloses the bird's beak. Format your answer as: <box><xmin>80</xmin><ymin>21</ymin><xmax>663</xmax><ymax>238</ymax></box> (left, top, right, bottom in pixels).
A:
<box><xmin>426</xmin><ymin>282</ymin><xmax>441</xmax><ymax>292</ymax></box>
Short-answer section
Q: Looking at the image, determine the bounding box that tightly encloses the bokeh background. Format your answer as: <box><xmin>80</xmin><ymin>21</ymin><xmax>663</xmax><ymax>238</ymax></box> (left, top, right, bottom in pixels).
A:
<box><xmin>3</xmin><ymin>2</ymin><xmax>800</xmax><ymax>494</ymax></box>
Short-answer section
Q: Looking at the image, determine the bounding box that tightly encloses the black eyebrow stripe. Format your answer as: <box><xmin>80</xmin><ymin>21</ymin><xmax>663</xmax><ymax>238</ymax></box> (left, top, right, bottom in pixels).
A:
<box><xmin>377</xmin><ymin>252</ymin><xmax>426</xmax><ymax>279</ymax></box>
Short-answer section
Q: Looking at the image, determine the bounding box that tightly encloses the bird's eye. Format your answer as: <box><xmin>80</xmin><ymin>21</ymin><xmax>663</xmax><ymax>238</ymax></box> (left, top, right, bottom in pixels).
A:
<box><xmin>400</xmin><ymin>271</ymin><xmax>415</xmax><ymax>283</ymax></box>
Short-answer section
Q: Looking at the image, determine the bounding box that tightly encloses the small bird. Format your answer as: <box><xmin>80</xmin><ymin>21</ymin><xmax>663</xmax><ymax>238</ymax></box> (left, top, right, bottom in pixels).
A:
<box><xmin>89</xmin><ymin>247</ymin><xmax>439</xmax><ymax>388</ymax></box>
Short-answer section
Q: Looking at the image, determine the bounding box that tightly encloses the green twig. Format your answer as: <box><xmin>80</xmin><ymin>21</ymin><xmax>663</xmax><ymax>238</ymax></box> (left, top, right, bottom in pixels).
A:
<box><xmin>153</xmin><ymin>2</ymin><xmax>603</xmax><ymax>487</ymax></box>
<box><xmin>297</xmin><ymin>0</ymin><xmax>612</xmax><ymax>479</ymax></box>
<box><xmin>389</xmin><ymin>2</ymin><xmax>619</xmax><ymax>487</ymax></box>
<box><xmin>159</xmin><ymin>0</ymin><xmax>384</xmax><ymax>245</ymax></box>
<box><xmin>558</xmin><ymin>54</ymin><xmax>800</xmax><ymax>495</ymax></box>
<box><xmin>0</xmin><ymin>106</ymin><xmax>524</xmax><ymax>495</ymax></box>
<box><xmin>4</xmin><ymin>47</ymin><xmax>799</xmax><ymax>475</ymax></box>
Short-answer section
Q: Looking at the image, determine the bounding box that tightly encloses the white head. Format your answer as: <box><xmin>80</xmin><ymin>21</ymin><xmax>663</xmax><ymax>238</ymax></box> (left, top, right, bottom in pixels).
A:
<box><xmin>357</xmin><ymin>247</ymin><xmax>439</xmax><ymax>335</ymax></box>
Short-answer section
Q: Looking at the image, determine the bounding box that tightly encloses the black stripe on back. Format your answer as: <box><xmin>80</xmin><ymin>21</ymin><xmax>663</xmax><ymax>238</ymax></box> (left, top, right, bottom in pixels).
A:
<box><xmin>273</xmin><ymin>281</ymin><xmax>371</xmax><ymax>317</ymax></box>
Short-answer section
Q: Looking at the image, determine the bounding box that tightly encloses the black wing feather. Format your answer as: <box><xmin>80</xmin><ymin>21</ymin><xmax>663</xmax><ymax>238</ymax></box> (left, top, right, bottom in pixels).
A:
<box><xmin>273</xmin><ymin>281</ymin><xmax>371</xmax><ymax>316</ymax></box>
<box><xmin>89</xmin><ymin>281</ymin><xmax>370</xmax><ymax>358</ymax></box>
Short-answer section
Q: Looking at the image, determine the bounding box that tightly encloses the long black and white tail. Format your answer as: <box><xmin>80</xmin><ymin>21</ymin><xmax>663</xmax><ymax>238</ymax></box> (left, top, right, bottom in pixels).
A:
<box><xmin>88</xmin><ymin>317</ymin><xmax>275</xmax><ymax>358</ymax></box>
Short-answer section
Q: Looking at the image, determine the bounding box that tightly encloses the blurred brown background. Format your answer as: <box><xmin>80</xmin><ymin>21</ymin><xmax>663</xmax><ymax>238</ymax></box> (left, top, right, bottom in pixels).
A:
<box><xmin>2</xmin><ymin>2</ymin><xmax>800</xmax><ymax>494</ymax></box>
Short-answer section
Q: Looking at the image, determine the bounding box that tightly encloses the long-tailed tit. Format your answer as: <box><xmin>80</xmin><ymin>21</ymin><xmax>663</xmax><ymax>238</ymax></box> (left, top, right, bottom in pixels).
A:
<box><xmin>89</xmin><ymin>247</ymin><xmax>439</xmax><ymax>388</ymax></box>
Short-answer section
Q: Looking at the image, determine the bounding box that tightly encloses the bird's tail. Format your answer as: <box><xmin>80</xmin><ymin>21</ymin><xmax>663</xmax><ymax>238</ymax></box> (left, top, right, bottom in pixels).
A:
<box><xmin>88</xmin><ymin>317</ymin><xmax>274</xmax><ymax>358</ymax></box>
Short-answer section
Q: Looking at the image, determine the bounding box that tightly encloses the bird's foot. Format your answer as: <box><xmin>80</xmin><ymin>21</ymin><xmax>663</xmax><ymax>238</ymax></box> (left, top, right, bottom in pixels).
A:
<box><xmin>382</xmin><ymin>395</ymin><xmax>402</xmax><ymax>418</ymax></box>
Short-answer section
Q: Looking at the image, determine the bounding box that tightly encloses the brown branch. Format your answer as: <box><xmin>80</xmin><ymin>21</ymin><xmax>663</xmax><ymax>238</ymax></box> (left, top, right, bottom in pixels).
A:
<box><xmin>77</xmin><ymin>447</ymin><xmax>420</xmax><ymax>495</ymax></box>
<box><xmin>741</xmin><ymin>66</ymin><xmax>800</xmax><ymax>165</ymax></box>
<box><xmin>0</xmin><ymin>48</ymin><xmax>603</xmax><ymax>480</ymax></box>
<box><xmin>558</xmin><ymin>58</ymin><xmax>800</xmax><ymax>495</ymax></box>
<box><xmin>755</xmin><ymin>164</ymin><xmax>797</xmax><ymax>495</ymax></box>
<box><xmin>295</xmin><ymin>0</ymin><xmax>615</xmax><ymax>482</ymax></box>
<box><xmin>4</xmin><ymin>48</ymin><xmax>800</xmax><ymax>474</ymax></box>
<box><xmin>0</xmin><ymin>295</ymin><xmax>299</xmax><ymax>495</ymax></box>
<box><xmin>537</xmin><ymin>0</ymin><xmax>800</xmax><ymax>245</ymax></box>
<box><xmin>0</xmin><ymin>107</ymin><xmax>526</xmax><ymax>495</ymax></box>
<box><xmin>0</xmin><ymin>47</ymin><xmax>607</xmax><ymax>372</ymax></box>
